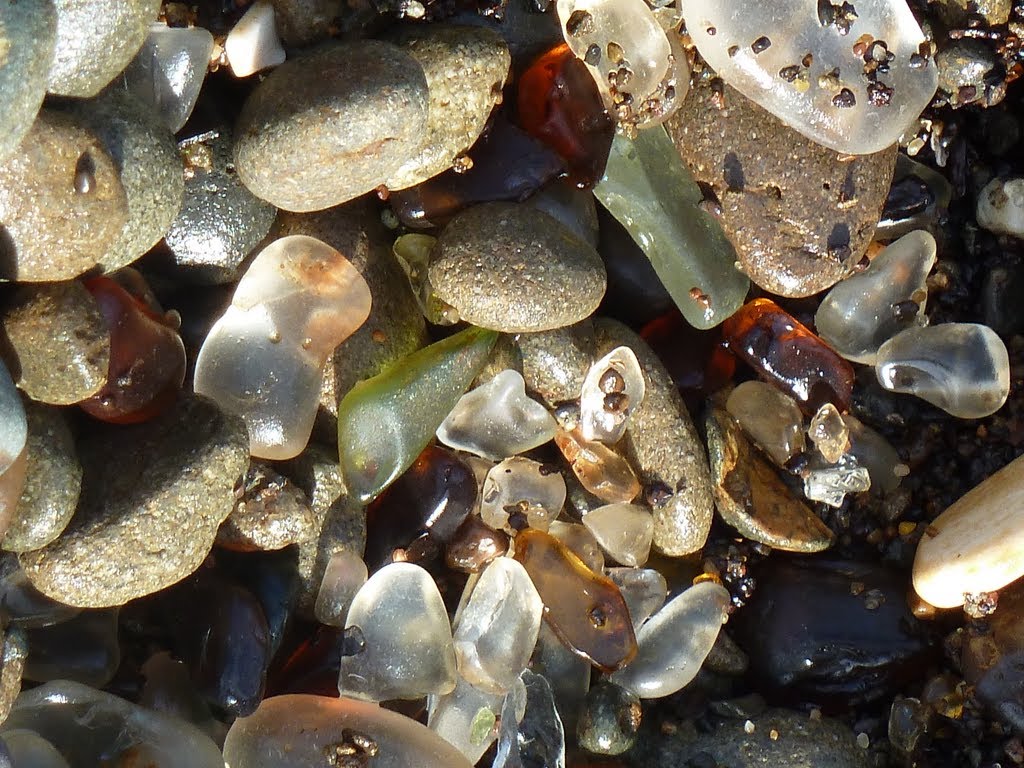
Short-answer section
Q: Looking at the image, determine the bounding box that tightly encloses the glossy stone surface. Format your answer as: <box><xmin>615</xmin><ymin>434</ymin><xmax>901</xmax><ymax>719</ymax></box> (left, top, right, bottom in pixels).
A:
<box><xmin>338</xmin><ymin>327</ymin><xmax>496</xmax><ymax>503</ymax></box>
<box><xmin>223</xmin><ymin>694</ymin><xmax>475</xmax><ymax>768</ymax></box>
<box><xmin>0</xmin><ymin>365</ymin><xmax>28</xmax><ymax>542</ymax></box>
<box><xmin>845</xmin><ymin>414</ymin><xmax>905</xmax><ymax>495</ymax></box>
<box><xmin>314</xmin><ymin>550</ymin><xmax>367</xmax><ymax>627</ymax></box>
<box><xmin>596</xmin><ymin>128</ymin><xmax>749</xmax><ymax>329</ymax></box>
<box><xmin>582</xmin><ymin>504</ymin><xmax>654</xmax><ymax>566</ymax></box>
<box><xmin>977</xmin><ymin>177</ymin><xmax>1024</xmax><ymax>237</ymax></box>
<box><xmin>338</xmin><ymin>563</ymin><xmax>457</xmax><ymax>701</ymax></box>
<box><xmin>577</xmin><ymin>681</ymin><xmax>642</xmax><ymax>755</ymax></box>
<box><xmin>2</xmin><ymin>729</ymin><xmax>70</xmax><ymax>768</ymax></box>
<box><xmin>815</xmin><ymin>230</ymin><xmax>936</xmax><ymax>364</ymax></box>
<box><xmin>875</xmin><ymin>323</ymin><xmax>1009</xmax><ymax>418</ymax></box>
<box><xmin>446</xmin><ymin>516</ymin><xmax>510</xmax><ymax>574</ymax></box>
<box><xmin>480</xmin><ymin>456</ymin><xmax>566</xmax><ymax>534</ymax></box>
<box><xmin>513</xmin><ymin>528</ymin><xmax>637</xmax><ymax>672</ymax></box>
<box><xmin>678</xmin><ymin>0</ymin><xmax>938</xmax><ymax>155</ymax></box>
<box><xmin>195</xmin><ymin>235</ymin><xmax>372</xmax><ymax>459</ymax></box>
<box><xmin>437</xmin><ymin>370</ymin><xmax>557</xmax><ymax>460</ymax></box>
<box><xmin>554</xmin><ymin>428</ymin><xmax>640</xmax><ymax>505</ymax></box>
<box><xmin>725</xmin><ymin>381</ymin><xmax>806</xmax><ymax>467</ymax></box>
<box><xmin>549</xmin><ymin>521</ymin><xmax>605</xmax><ymax>573</ymax></box>
<box><xmin>808</xmin><ymin>403</ymin><xmax>849</xmax><ymax>464</ymax></box>
<box><xmin>579</xmin><ymin>347</ymin><xmax>645</xmax><ymax>445</ymax></box>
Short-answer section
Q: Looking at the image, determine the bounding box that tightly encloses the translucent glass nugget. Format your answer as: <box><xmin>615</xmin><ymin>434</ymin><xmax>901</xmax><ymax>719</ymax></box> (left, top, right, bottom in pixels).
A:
<box><xmin>480</xmin><ymin>457</ymin><xmax>567</xmax><ymax>534</ymax></box>
<box><xmin>338</xmin><ymin>562</ymin><xmax>457</xmax><ymax>701</ymax></box>
<box><xmin>437</xmin><ymin>370</ymin><xmax>558</xmax><ymax>460</ymax></box>
<box><xmin>815</xmin><ymin>230</ymin><xmax>936</xmax><ymax>364</ymax></box>
<box><xmin>554</xmin><ymin>428</ymin><xmax>641</xmax><ymax>504</ymax></box>
<box><xmin>875</xmin><ymin>323</ymin><xmax>1010</xmax><ymax>418</ymax></box>
<box><xmin>808</xmin><ymin>403</ymin><xmax>849</xmax><ymax>463</ymax></box>
<box><xmin>678</xmin><ymin>0</ymin><xmax>939</xmax><ymax>155</ymax></box>
<box><xmin>802</xmin><ymin>454</ymin><xmax>872</xmax><ymax>506</ymax></box>
<box><xmin>579</xmin><ymin>347</ymin><xmax>645</xmax><ymax>445</ymax></box>
<box><xmin>195</xmin><ymin>235</ymin><xmax>371</xmax><ymax>460</ymax></box>
<box><xmin>606</xmin><ymin>568</ymin><xmax>667</xmax><ymax>630</ymax></box>
<box><xmin>427</xmin><ymin>676</ymin><xmax>508</xmax><ymax>764</ymax></box>
<box><xmin>314</xmin><ymin>550</ymin><xmax>367</xmax><ymax>627</ymax></box>
<box><xmin>582</xmin><ymin>503</ymin><xmax>654</xmax><ymax>566</ymax></box>
<box><xmin>725</xmin><ymin>381</ymin><xmax>805</xmax><ymax>466</ymax></box>
<box><xmin>0</xmin><ymin>361</ymin><xmax>28</xmax><ymax>538</ymax></box>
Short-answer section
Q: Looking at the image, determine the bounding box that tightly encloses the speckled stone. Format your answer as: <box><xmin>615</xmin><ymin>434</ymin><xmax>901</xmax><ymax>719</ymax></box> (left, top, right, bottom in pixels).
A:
<box><xmin>48</xmin><ymin>0</ymin><xmax>161</xmax><ymax>97</ymax></box>
<box><xmin>472</xmin><ymin>334</ymin><xmax>525</xmax><ymax>388</ymax></box>
<box><xmin>19</xmin><ymin>396</ymin><xmax>249</xmax><ymax>608</ymax></box>
<box><xmin>234</xmin><ymin>40</ymin><xmax>429</xmax><ymax>212</ymax></box>
<box><xmin>517</xmin><ymin>321</ymin><xmax>597</xmax><ymax>407</ymax></box>
<box><xmin>216</xmin><ymin>462</ymin><xmax>316</xmax><ymax>552</ymax></box>
<box><xmin>594</xmin><ymin>319</ymin><xmax>714</xmax><ymax>556</ymax></box>
<box><xmin>384</xmin><ymin>25</ymin><xmax>510</xmax><ymax>190</ymax></box>
<box><xmin>430</xmin><ymin>203</ymin><xmax>607</xmax><ymax>333</ymax></box>
<box><xmin>0</xmin><ymin>281</ymin><xmax>109</xmax><ymax>404</ymax></box>
<box><xmin>0</xmin><ymin>0</ymin><xmax>57</xmax><ymax>164</ymax></box>
<box><xmin>3</xmin><ymin>402</ymin><xmax>81</xmax><ymax>553</ymax></box>
<box><xmin>666</xmin><ymin>78</ymin><xmax>896</xmax><ymax>298</ymax></box>
<box><xmin>58</xmin><ymin>87</ymin><xmax>184</xmax><ymax>272</ymax></box>
<box><xmin>0</xmin><ymin>627</ymin><xmax>26</xmax><ymax>724</ymax></box>
<box><xmin>0</xmin><ymin>109</ymin><xmax>128</xmax><ymax>281</ymax></box>
<box><xmin>268</xmin><ymin>0</ymin><xmax>343</xmax><ymax>46</ymax></box>
<box><xmin>577</xmin><ymin>682</ymin><xmax>642</xmax><ymax>756</ymax></box>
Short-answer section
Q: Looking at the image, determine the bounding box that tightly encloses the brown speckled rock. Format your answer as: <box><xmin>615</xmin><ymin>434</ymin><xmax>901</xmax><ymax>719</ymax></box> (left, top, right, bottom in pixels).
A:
<box><xmin>0</xmin><ymin>627</ymin><xmax>26</xmax><ymax>724</ymax></box>
<box><xmin>216</xmin><ymin>462</ymin><xmax>316</xmax><ymax>552</ymax></box>
<box><xmin>429</xmin><ymin>203</ymin><xmax>607</xmax><ymax>333</ymax></box>
<box><xmin>19</xmin><ymin>395</ymin><xmax>249</xmax><ymax>608</ymax></box>
<box><xmin>666</xmin><ymin>79</ymin><xmax>896</xmax><ymax>298</ymax></box>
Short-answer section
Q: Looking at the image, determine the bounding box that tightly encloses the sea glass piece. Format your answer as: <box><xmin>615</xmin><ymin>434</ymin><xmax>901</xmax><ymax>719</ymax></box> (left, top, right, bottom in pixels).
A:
<box><xmin>226</xmin><ymin>0</ymin><xmax>286</xmax><ymax>77</ymax></box>
<box><xmin>453</xmin><ymin>557</ymin><xmax>543</xmax><ymax>694</ymax></box>
<box><xmin>0</xmin><ymin>680</ymin><xmax>224</xmax><ymax>767</ymax></box>
<box><xmin>0</xmin><ymin>568</ymin><xmax>80</xmax><ymax>629</ymax></box>
<box><xmin>977</xmin><ymin>177</ymin><xmax>1024</xmax><ymax>238</ymax></box>
<box><xmin>314</xmin><ymin>550</ymin><xmax>367</xmax><ymax>627</ymax></box>
<box><xmin>609</xmin><ymin>580</ymin><xmax>730</xmax><ymax>699</ymax></box>
<box><xmin>606</xmin><ymin>568</ymin><xmax>667</xmax><ymax>630</ymax></box>
<box><xmin>678</xmin><ymin>0</ymin><xmax>939</xmax><ymax>155</ymax></box>
<box><xmin>2</xmin><ymin>729</ymin><xmax>70</xmax><ymax>768</ymax></box>
<box><xmin>582</xmin><ymin>504</ymin><xmax>654</xmax><ymax>566</ymax></box>
<box><xmin>338</xmin><ymin>326</ymin><xmax>497</xmax><ymax>502</ymax></box>
<box><xmin>725</xmin><ymin>380</ymin><xmax>806</xmax><ymax>466</ymax></box>
<box><xmin>392</xmin><ymin>233</ymin><xmax>459</xmax><ymax>325</ymax></box>
<box><xmin>513</xmin><ymin>528</ymin><xmax>637</xmax><ymax>672</ymax></box>
<box><xmin>122</xmin><ymin>23</ymin><xmax>215</xmax><ymax>132</ymax></box>
<box><xmin>427</xmin><ymin>676</ymin><xmax>506</xmax><ymax>764</ymax></box>
<box><xmin>438</xmin><ymin>370</ymin><xmax>557</xmax><ymax>460</ymax></box>
<box><xmin>579</xmin><ymin>347</ymin><xmax>645</xmax><ymax>445</ymax></box>
<box><xmin>338</xmin><ymin>562</ymin><xmax>457</xmax><ymax>701</ymax></box>
<box><xmin>808</xmin><ymin>403</ymin><xmax>849</xmax><ymax>463</ymax></box>
<box><xmin>0</xmin><ymin>363</ymin><xmax>28</xmax><ymax>540</ymax></box>
<box><xmin>723</xmin><ymin>297</ymin><xmax>855</xmax><ymax>414</ymax></box>
<box><xmin>195</xmin><ymin>235</ymin><xmax>372</xmax><ymax>459</ymax></box>
<box><xmin>224</xmin><ymin>694</ymin><xmax>475</xmax><ymax>768</ymax></box>
<box><xmin>493</xmin><ymin>669</ymin><xmax>566</xmax><ymax>768</ymax></box>
<box><xmin>801</xmin><ymin>453</ymin><xmax>872</xmax><ymax>507</ymax></box>
<box><xmin>480</xmin><ymin>457</ymin><xmax>566</xmax><ymax>534</ymax></box>
<box><xmin>845</xmin><ymin>414</ymin><xmax>905</xmax><ymax>494</ymax></box>
<box><xmin>815</xmin><ymin>230</ymin><xmax>936</xmax><ymax>364</ymax></box>
<box><xmin>596</xmin><ymin>128</ymin><xmax>749</xmax><ymax>330</ymax></box>
<box><xmin>875</xmin><ymin>323</ymin><xmax>1010</xmax><ymax>418</ymax></box>
<box><xmin>554</xmin><ymin>428</ymin><xmax>641</xmax><ymax>504</ymax></box>
<box><xmin>876</xmin><ymin>155</ymin><xmax>952</xmax><ymax>240</ymax></box>
<box><xmin>23</xmin><ymin>608</ymin><xmax>120</xmax><ymax>688</ymax></box>
<box><xmin>446</xmin><ymin>515</ymin><xmax>509</xmax><ymax>573</ymax></box>
<box><xmin>530</xmin><ymin>622</ymin><xmax>591</xmax><ymax>736</ymax></box>
<box><xmin>548</xmin><ymin>521</ymin><xmax>605</xmax><ymax>573</ymax></box>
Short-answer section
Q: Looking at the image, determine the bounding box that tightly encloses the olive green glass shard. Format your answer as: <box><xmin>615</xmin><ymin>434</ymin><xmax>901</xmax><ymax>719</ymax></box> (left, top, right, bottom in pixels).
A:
<box><xmin>337</xmin><ymin>326</ymin><xmax>498</xmax><ymax>502</ymax></box>
<box><xmin>595</xmin><ymin>126</ymin><xmax>749</xmax><ymax>329</ymax></box>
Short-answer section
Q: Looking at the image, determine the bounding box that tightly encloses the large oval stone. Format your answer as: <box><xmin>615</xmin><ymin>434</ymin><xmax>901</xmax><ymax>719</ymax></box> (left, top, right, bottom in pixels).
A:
<box><xmin>0</xmin><ymin>0</ymin><xmax>56</xmax><ymax>164</ymax></box>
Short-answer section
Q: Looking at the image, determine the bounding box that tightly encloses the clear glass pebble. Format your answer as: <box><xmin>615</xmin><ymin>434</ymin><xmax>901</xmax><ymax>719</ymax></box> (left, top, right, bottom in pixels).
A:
<box><xmin>338</xmin><ymin>562</ymin><xmax>458</xmax><ymax>701</ymax></box>
<box><xmin>480</xmin><ymin>457</ymin><xmax>566</xmax><ymax>534</ymax></box>
<box><xmin>845</xmin><ymin>414</ymin><xmax>906</xmax><ymax>494</ymax></box>
<box><xmin>977</xmin><ymin>177</ymin><xmax>1024</xmax><ymax>238</ymax></box>
<box><xmin>582</xmin><ymin>503</ymin><xmax>654</xmax><ymax>567</ymax></box>
<box><xmin>548</xmin><ymin>522</ymin><xmax>605</xmax><ymax>573</ymax></box>
<box><xmin>579</xmin><ymin>347</ymin><xmax>645</xmax><ymax>445</ymax></box>
<box><xmin>493</xmin><ymin>669</ymin><xmax>566</xmax><ymax>768</ymax></box>
<box><xmin>2</xmin><ymin>729</ymin><xmax>70</xmax><ymax>768</ymax></box>
<box><xmin>427</xmin><ymin>676</ymin><xmax>506</xmax><ymax>764</ymax></box>
<box><xmin>453</xmin><ymin>557</ymin><xmax>543</xmax><ymax>694</ymax></box>
<box><xmin>802</xmin><ymin>454</ymin><xmax>872</xmax><ymax>507</ymax></box>
<box><xmin>807</xmin><ymin>403</ymin><xmax>850</xmax><ymax>463</ymax></box>
<box><xmin>314</xmin><ymin>550</ymin><xmax>368</xmax><ymax>627</ymax></box>
<box><xmin>194</xmin><ymin>235</ymin><xmax>372</xmax><ymax>460</ymax></box>
<box><xmin>609</xmin><ymin>580</ymin><xmax>730</xmax><ymax>699</ymax></box>
<box><xmin>725</xmin><ymin>381</ymin><xmax>806</xmax><ymax>467</ymax></box>
<box><xmin>437</xmin><ymin>370</ymin><xmax>557</xmax><ymax>461</ymax></box>
<box><xmin>875</xmin><ymin>323</ymin><xmax>1010</xmax><ymax>418</ymax></box>
<box><xmin>814</xmin><ymin>230</ymin><xmax>936</xmax><ymax>364</ymax></box>
<box><xmin>554</xmin><ymin>428</ymin><xmax>641</xmax><ymax>504</ymax></box>
<box><xmin>392</xmin><ymin>233</ymin><xmax>460</xmax><ymax>325</ymax></box>
<box><xmin>678</xmin><ymin>0</ymin><xmax>939</xmax><ymax>155</ymax></box>
<box><xmin>225</xmin><ymin>0</ymin><xmax>286</xmax><ymax>77</ymax></box>
<box><xmin>530</xmin><ymin>622</ymin><xmax>591</xmax><ymax>736</ymax></box>
<box><xmin>0</xmin><ymin>363</ymin><xmax>28</xmax><ymax>539</ymax></box>
<box><xmin>606</xmin><ymin>568</ymin><xmax>667</xmax><ymax>630</ymax></box>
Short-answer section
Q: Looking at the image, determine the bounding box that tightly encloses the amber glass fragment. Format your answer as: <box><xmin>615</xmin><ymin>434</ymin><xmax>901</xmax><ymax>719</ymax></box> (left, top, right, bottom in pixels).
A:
<box><xmin>721</xmin><ymin>298</ymin><xmax>854</xmax><ymax>414</ymax></box>
<box><xmin>518</xmin><ymin>43</ymin><xmax>615</xmax><ymax>189</ymax></box>
<box><xmin>641</xmin><ymin>309</ymin><xmax>735</xmax><ymax>399</ymax></box>
<box><xmin>446</xmin><ymin>515</ymin><xmax>510</xmax><ymax>574</ymax></box>
<box><xmin>513</xmin><ymin>528</ymin><xmax>636</xmax><ymax>672</ymax></box>
<box><xmin>554</xmin><ymin>428</ymin><xmax>641</xmax><ymax>504</ymax></box>
<box><xmin>79</xmin><ymin>276</ymin><xmax>186</xmax><ymax>423</ymax></box>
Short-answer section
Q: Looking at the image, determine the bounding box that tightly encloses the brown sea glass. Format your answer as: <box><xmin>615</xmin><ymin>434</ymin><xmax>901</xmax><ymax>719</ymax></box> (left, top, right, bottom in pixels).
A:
<box><xmin>641</xmin><ymin>309</ymin><xmax>736</xmax><ymax>398</ymax></box>
<box><xmin>445</xmin><ymin>515</ymin><xmax>509</xmax><ymax>574</ymax></box>
<box><xmin>513</xmin><ymin>528</ymin><xmax>636</xmax><ymax>672</ymax></box>
<box><xmin>554</xmin><ymin>428</ymin><xmax>641</xmax><ymax>504</ymax></box>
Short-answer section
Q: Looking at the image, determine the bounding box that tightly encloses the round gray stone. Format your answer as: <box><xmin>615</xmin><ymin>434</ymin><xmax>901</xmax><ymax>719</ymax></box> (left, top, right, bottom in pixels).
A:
<box><xmin>3</xmin><ymin>402</ymin><xmax>81</xmax><ymax>553</ymax></box>
<box><xmin>429</xmin><ymin>202</ymin><xmax>607</xmax><ymax>333</ymax></box>
<box><xmin>48</xmin><ymin>0</ymin><xmax>160</xmax><ymax>97</ymax></box>
<box><xmin>234</xmin><ymin>40</ymin><xmax>429</xmax><ymax>212</ymax></box>
<box><xmin>0</xmin><ymin>0</ymin><xmax>57</xmax><ymax>164</ymax></box>
<box><xmin>577</xmin><ymin>682</ymin><xmax>641</xmax><ymax>756</ymax></box>
<box><xmin>1</xmin><ymin>282</ymin><xmax>109</xmax><ymax>405</ymax></box>
<box><xmin>0</xmin><ymin>109</ymin><xmax>129</xmax><ymax>281</ymax></box>
<box><xmin>19</xmin><ymin>395</ymin><xmax>249</xmax><ymax>608</ymax></box>
<box><xmin>516</xmin><ymin>320</ymin><xmax>597</xmax><ymax>407</ymax></box>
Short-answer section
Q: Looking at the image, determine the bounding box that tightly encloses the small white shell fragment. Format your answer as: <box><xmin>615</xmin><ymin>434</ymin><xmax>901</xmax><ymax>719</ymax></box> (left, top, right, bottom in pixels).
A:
<box><xmin>480</xmin><ymin>457</ymin><xmax>567</xmax><ymax>534</ymax></box>
<box><xmin>314</xmin><ymin>550</ymin><xmax>368</xmax><ymax>627</ymax></box>
<box><xmin>579</xmin><ymin>347</ymin><xmax>645</xmax><ymax>445</ymax></box>
<box><xmin>194</xmin><ymin>234</ymin><xmax>371</xmax><ymax>460</ymax></box>
<box><xmin>606</xmin><ymin>567</ymin><xmax>668</xmax><ymax>630</ymax></box>
<box><xmin>452</xmin><ymin>557</ymin><xmax>543</xmax><ymax>694</ymax></box>
<box><xmin>609</xmin><ymin>580</ymin><xmax>730</xmax><ymax>699</ymax></box>
<box><xmin>913</xmin><ymin>454</ymin><xmax>1024</xmax><ymax>609</ymax></box>
<box><xmin>976</xmin><ymin>177</ymin><xmax>1024</xmax><ymax>238</ymax></box>
<box><xmin>678</xmin><ymin>0</ymin><xmax>939</xmax><ymax>155</ymax></box>
<box><xmin>437</xmin><ymin>370</ymin><xmax>558</xmax><ymax>460</ymax></box>
<box><xmin>814</xmin><ymin>230</ymin><xmax>936</xmax><ymax>364</ymax></box>
<box><xmin>338</xmin><ymin>562</ymin><xmax>458</xmax><ymax>701</ymax></box>
<box><xmin>725</xmin><ymin>381</ymin><xmax>805</xmax><ymax>467</ymax></box>
<box><xmin>875</xmin><ymin>323</ymin><xmax>1010</xmax><ymax>419</ymax></box>
<box><xmin>582</xmin><ymin>503</ymin><xmax>654</xmax><ymax>566</ymax></box>
<box><xmin>225</xmin><ymin>0</ymin><xmax>286</xmax><ymax>78</ymax></box>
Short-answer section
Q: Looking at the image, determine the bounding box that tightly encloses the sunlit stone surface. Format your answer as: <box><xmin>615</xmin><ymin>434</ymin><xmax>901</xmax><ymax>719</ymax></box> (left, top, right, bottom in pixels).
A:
<box><xmin>875</xmin><ymin>323</ymin><xmax>1010</xmax><ymax>418</ymax></box>
<box><xmin>582</xmin><ymin>504</ymin><xmax>654</xmax><ymax>566</ymax></box>
<box><xmin>338</xmin><ymin>563</ymin><xmax>457</xmax><ymax>701</ymax></box>
<box><xmin>977</xmin><ymin>177</ymin><xmax>1024</xmax><ymax>238</ymax></box>
<box><xmin>314</xmin><ymin>550</ymin><xmax>367</xmax><ymax>627</ymax></box>
<box><xmin>480</xmin><ymin>457</ymin><xmax>566</xmax><ymax>534</ymax></box>
<box><xmin>815</xmin><ymin>230</ymin><xmax>936</xmax><ymax>364</ymax></box>
<box><xmin>606</xmin><ymin>568</ymin><xmax>667</xmax><ymax>630</ymax></box>
<box><xmin>194</xmin><ymin>235</ymin><xmax>371</xmax><ymax>459</ymax></box>
<box><xmin>808</xmin><ymin>403</ymin><xmax>849</xmax><ymax>463</ymax></box>
<box><xmin>678</xmin><ymin>0</ymin><xmax>939</xmax><ymax>155</ymax></box>
<box><xmin>579</xmin><ymin>347</ymin><xmax>645</xmax><ymax>445</ymax></box>
<box><xmin>225</xmin><ymin>0</ymin><xmax>286</xmax><ymax>77</ymax></box>
<box><xmin>437</xmin><ymin>370</ymin><xmax>557</xmax><ymax>460</ymax></box>
<box><xmin>725</xmin><ymin>381</ymin><xmax>805</xmax><ymax>467</ymax></box>
<box><xmin>609</xmin><ymin>580</ymin><xmax>730</xmax><ymax>699</ymax></box>
<box><xmin>453</xmin><ymin>557</ymin><xmax>543</xmax><ymax>694</ymax></box>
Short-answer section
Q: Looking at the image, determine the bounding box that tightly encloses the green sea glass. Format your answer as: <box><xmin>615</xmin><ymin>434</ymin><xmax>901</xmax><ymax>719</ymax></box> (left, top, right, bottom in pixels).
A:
<box><xmin>337</xmin><ymin>326</ymin><xmax>497</xmax><ymax>502</ymax></box>
<box><xmin>595</xmin><ymin>127</ymin><xmax>749</xmax><ymax>329</ymax></box>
